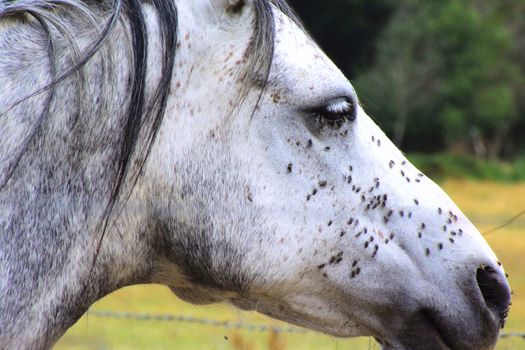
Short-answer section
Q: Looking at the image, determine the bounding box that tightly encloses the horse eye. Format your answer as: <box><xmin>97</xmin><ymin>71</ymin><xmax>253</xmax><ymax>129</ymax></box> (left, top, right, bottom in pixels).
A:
<box><xmin>311</xmin><ymin>97</ymin><xmax>356</xmax><ymax>129</ymax></box>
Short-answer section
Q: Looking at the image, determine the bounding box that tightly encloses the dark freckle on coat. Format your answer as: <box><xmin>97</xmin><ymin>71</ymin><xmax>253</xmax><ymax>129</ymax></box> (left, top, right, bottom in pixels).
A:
<box><xmin>361</xmin><ymin>195</ymin><xmax>366</xmax><ymax>202</ymax></box>
<box><xmin>402</xmin><ymin>160</ymin><xmax>406</xmax><ymax>166</ymax></box>
<box><xmin>296</xmin><ymin>141</ymin><xmax>301</xmax><ymax>146</ymax></box>
<box><xmin>414</xmin><ymin>199</ymin><xmax>419</xmax><ymax>205</ymax></box>
<box><xmin>385</xmin><ymin>239</ymin><xmax>389</xmax><ymax>244</ymax></box>
<box><xmin>364</xmin><ymin>241</ymin><xmax>369</xmax><ymax>248</ymax></box>
<box><xmin>318</xmin><ymin>180</ymin><xmax>327</xmax><ymax>188</ymax></box>
<box><xmin>408</xmin><ymin>212</ymin><xmax>412</xmax><ymax>218</ymax></box>
<box><xmin>400</xmin><ymin>170</ymin><xmax>405</xmax><ymax>176</ymax></box>
<box><xmin>356</xmin><ymin>187</ymin><xmax>361</xmax><ymax>193</ymax></box>
<box><xmin>399</xmin><ymin>210</ymin><xmax>404</xmax><ymax>217</ymax></box>
<box><xmin>340</xmin><ymin>230</ymin><xmax>346</xmax><ymax>237</ymax></box>
<box><xmin>443</xmin><ymin>225</ymin><xmax>447</xmax><ymax>231</ymax></box>
<box><xmin>447</xmin><ymin>218</ymin><xmax>452</xmax><ymax>224</ymax></box>
<box><xmin>438</xmin><ymin>243</ymin><xmax>443</xmax><ymax>250</ymax></box>
<box><xmin>438</xmin><ymin>207</ymin><xmax>443</xmax><ymax>214</ymax></box>
<box><xmin>348</xmin><ymin>218</ymin><xmax>354</xmax><ymax>225</ymax></box>
<box><xmin>415</xmin><ymin>179</ymin><xmax>421</xmax><ymax>183</ymax></box>
<box><xmin>307</xmin><ymin>139</ymin><xmax>313</xmax><ymax>148</ymax></box>
<box><xmin>387</xmin><ymin>210</ymin><xmax>393</xmax><ymax>217</ymax></box>
<box><xmin>458</xmin><ymin>228</ymin><xmax>463</xmax><ymax>235</ymax></box>
<box><xmin>449</xmin><ymin>238</ymin><xmax>455</xmax><ymax>243</ymax></box>
<box><xmin>324</xmin><ymin>146</ymin><xmax>331</xmax><ymax>151</ymax></box>
<box><xmin>425</xmin><ymin>248</ymin><xmax>430</xmax><ymax>256</ymax></box>
<box><xmin>306</xmin><ymin>194</ymin><xmax>311</xmax><ymax>201</ymax></box>
<box><xmin>421</xmin><ymin>223</ymin><xmax>426</xmax><ymax>229</ymax></box>
<box><xmin>287</xmin><ymin>163</ymin><xmax>293</xmax><ymax>173</ymax></box>
<box><xmin>389</xmin><ymin>233</ymin><xmax>395</xmax><ymax>240</ymax></box>
<box><xmin>364</xmin><ymin>228</ymin><xmax>368</xmax><ymax>234</ymax></box>
<box><xmin>312</xmin><ymin>188</ymin><xmax>318</xmax><ymax>195</ymax></box>
<box><xmin>450</xmin><ymin>231</ymin><xmax>456</xmax><ymax>236</ymax></box>
<box><xmin>418</xmin><ymin>232</ymin><xmax>422</xmax><ymax>238</ymax></box>
<box><xmin>352</xmin><ymin>260</ymin><xmax>358</xmax><ymax>267</ymax></box>
<box><xmin>406</xmin><ymin>177</ymin><xmax>411</xmax><ymax>183</ymax></box>
<box><xmin>349</xmin><ymin>165</ymin><xmax>353</xmax><ymax>172</ymax></box>
<box><xmin>372</xmin><ymin>136</ymin><xmax>375</xmax><ymax>142</ymax></box>
<box><xmin>377</xmin><ymin>139</ymin><xmax>381</xmax><ymax>146</ymax></box>
<box><xmin>245</xmin><ymin>186</ymin><xmax>253</xmax><ymax>202</ymax></box>
<box><xmin>318</xmin><ymin>264</ymin><xmax>325</xmax><ymax>269</ymax></box>
<box><xmin>327</xmin><ymin>220</ymin><xmax>332</xmax><ymax>226</ymax></box>
<box><xmin>323</xmin><ymin>273</ymin><xmax>328</xmax><ymax>278</ymax></box>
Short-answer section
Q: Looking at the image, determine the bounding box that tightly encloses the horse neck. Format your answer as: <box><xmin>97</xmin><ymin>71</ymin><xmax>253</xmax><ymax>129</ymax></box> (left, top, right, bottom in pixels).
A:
<box><xmin>0</xmin><ymin>8</ymin><xmax>162</xmax><ymax>349</ymax></box>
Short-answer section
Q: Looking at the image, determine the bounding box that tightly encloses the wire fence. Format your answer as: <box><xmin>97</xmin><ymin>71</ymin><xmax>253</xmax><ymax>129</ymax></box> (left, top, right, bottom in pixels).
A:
<box><xmin>87</xmin><ymin>310</ymin><xmax>307</xmax><ymax>334</ymax></box>
<box><xmin>87</xmin><ymin>310</ymin><xmax>525</xmax><ymax>339</ymax></box>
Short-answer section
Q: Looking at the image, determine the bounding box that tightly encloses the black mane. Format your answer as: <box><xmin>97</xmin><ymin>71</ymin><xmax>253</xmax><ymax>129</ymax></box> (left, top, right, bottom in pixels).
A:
<box><xmin>0</xmin><ymin>0</ymin><xmax>301</xmax><ymax>211</ymax></box>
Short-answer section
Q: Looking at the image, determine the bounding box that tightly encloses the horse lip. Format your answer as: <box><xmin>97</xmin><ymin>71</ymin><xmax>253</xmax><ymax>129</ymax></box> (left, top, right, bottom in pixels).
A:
<box><xmin>419</xmin><ymin>308</ymin><xmax>455</xmax><ymax>349</ymax></box>
<box><xmin>386</xmin><ymin>308</ymin><xmax>455</xmax><ymax>350</ymax></box>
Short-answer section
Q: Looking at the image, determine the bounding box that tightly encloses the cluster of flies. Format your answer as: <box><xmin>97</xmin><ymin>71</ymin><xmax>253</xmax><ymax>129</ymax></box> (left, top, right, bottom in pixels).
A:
<box><xmin>284</xmin><ymin>134</ymin><xmax>472</xmax><ymax>280</ymax></box>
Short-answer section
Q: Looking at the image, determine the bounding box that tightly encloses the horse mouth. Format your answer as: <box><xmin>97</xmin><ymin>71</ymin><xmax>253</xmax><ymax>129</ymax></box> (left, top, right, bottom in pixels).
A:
<box><xmin>377</xmin><ymin>309</ymin><xmax>458</xmax><ymax>350</ymax></box>
<box><xmin>379</xmin><ymin>305</ymin><xmax>502</xmax><ymax>350</ymax></box>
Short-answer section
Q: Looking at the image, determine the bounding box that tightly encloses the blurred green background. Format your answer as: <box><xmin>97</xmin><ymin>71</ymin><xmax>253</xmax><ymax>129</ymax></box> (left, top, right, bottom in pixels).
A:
<box><xmin>289</xmin><ymin>0</ymin><xmax>525</xmax><ymax>171</ymax></box>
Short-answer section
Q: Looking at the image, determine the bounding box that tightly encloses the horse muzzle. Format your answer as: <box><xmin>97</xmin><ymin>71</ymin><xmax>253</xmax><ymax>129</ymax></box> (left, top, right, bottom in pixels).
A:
<box><xmin>378</xmin><ymin>264</ymin><xmax>510</xmax><ymax>350</ymax></box>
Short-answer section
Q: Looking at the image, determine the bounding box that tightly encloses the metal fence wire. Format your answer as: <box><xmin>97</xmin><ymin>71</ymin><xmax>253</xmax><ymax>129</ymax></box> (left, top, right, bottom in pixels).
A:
<box><xmin>87</xmin><ymin>310</ymin><xmax>525</xmax><ymax>339</ymax></box>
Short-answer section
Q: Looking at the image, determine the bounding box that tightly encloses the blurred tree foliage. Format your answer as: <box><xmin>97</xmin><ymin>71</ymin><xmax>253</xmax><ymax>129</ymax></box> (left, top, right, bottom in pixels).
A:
<box><xmin>289</xmin><ymin>0</ymin><xmax>525</xmax><ymax>159</ymax></box>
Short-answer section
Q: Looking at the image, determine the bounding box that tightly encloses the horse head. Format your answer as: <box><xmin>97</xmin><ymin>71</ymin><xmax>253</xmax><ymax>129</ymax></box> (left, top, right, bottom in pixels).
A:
<box><xmin>0</xmin><ymin>0</ymin><xmax>510</xmax><ymax>349</ymax></box>
<box><xmin>141</xmin><ymin>1</ymin><xmax>511</xmax><ymax>348</ymax></box>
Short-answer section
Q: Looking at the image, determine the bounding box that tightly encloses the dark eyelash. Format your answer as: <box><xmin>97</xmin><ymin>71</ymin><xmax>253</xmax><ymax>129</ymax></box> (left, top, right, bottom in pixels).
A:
<box><xmin>310</xmin><ymin>98</ymin><xmax>356</xmax><ymax>129</ymax></box>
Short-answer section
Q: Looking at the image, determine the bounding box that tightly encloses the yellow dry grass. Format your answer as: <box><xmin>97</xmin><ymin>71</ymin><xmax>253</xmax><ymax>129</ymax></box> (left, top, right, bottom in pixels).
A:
<box><xmin>55</xmin><ymin>180</ymin><xmax>525</xmax><ymax>349</ymax></box>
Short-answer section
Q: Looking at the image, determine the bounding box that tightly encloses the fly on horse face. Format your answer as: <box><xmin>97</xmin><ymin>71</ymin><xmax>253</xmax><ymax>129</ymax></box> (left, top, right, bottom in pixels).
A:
<box><xmin>0</xmin><ymin>0</ymin><xmax>511</xmax><ymax>349</ymax></box>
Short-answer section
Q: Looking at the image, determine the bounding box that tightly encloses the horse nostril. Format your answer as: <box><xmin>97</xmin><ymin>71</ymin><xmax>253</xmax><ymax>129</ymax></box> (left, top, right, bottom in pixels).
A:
<box><xmin>476</xmin><ymin>265</ymin><xmax>511</xmax><ymax>326</ymax></box>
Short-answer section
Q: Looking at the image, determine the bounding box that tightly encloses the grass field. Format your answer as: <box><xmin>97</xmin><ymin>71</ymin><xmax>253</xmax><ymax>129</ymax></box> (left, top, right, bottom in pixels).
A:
<box><xmin>55</xmin><ymin>180</ymin><xmax>525</xmax><ymax>350</ymax></box>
